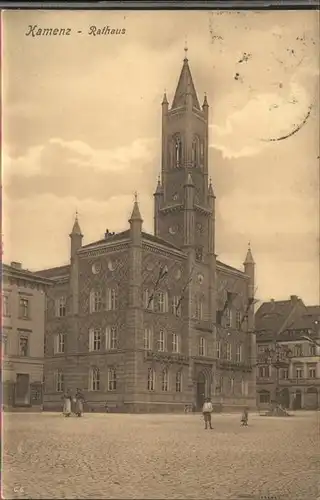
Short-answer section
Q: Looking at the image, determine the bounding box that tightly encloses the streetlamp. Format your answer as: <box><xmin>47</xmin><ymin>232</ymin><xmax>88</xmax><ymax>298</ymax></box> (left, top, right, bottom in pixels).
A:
<box><xmin>261</xmin><ymin>342</ymin><xmax>293</xmax><ymax>406</ymax></box>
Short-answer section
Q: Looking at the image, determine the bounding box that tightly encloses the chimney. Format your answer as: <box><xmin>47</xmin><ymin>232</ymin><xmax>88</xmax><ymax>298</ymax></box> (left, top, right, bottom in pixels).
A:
<box><xmin>11</xmin><ymin>261</ymin><xmax>22</xmax><ymax>269</ymax></box>
<box><xmin>290</xmin><ymin>295</ymin><xmax>298</xmax><ymax>302</ymax></box>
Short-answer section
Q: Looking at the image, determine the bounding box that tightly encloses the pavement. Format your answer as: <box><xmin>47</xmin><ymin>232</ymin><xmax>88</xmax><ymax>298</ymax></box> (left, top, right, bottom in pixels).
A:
<box><xmin>2</xmin><ymin>411</ymin><xmax>319</xmax><ymax>500</ymax></box>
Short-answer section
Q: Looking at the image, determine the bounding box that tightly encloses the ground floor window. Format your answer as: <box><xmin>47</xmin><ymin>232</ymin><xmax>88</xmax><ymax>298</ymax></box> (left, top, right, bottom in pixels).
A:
<box><xmin>161</xmin><ymin>368</ymin><xmax>169</xmax><ymax>392</ymax></box>
<box><xmin>108</xmin><ymin>368</ymin><xmax>116</xmax><ymax>391</ymax></box>
<box><xmin>147</xmin><ymin>368</ymin><xmax>155</xmax><ymax>391</ymax></box>
<box><xmin>55</xmin><ymin>370</ymin><xmax>64</xmax><ymax>393</ymax></box>
<box><xmin>175</xmin><ymin>371</ymin><xmax>182</xmax><ymax>392</ymax></box>
<box><xmin>259</xmin><ymin>391</ymin><xmax>270</xmax><ymax>403</ymax></box>
<box><xmin>89</xmin><ymin>367</ymin><xmax>100</xmax><ymax>391</ymax></box>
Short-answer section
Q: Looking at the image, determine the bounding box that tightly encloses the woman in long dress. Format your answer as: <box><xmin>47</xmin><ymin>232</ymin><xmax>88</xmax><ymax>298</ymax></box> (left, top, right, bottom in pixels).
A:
<box><xmin>74</xmin><ymin>389</ymin><xmax>84</xmax><ymax>417</ymax></box>
<box><xmin>63</xmin><ymin>393</ymin><xmax>72</xmax><ymax>417</ymax></box>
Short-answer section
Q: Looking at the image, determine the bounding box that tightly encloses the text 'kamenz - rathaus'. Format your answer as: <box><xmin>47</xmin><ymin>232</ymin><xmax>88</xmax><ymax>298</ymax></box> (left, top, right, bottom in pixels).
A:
<box><xmin>37</xmin><ymin>52</ymin><xmax>257</xmax><ymax>412</ymax></box>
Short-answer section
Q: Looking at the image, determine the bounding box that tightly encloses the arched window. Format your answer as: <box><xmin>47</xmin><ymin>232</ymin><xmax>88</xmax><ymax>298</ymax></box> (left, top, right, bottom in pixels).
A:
<box><xmin>161</xmin><ymin>368</ymin><xmax>169</xmax><ymax>391</ymax></box>
<box><xmin>200</xmin><ymin>140</ymin><xmax>204</xmax><ymax>165</ymax></box>
<box><xmin>192</xmin><ymin>136</ymin><xmax>200</xmax><ymax>167</ymax></box>
<box><xmin>173</xmin><ymin>134</ymin><xmax>182</xmax><ymax>168</ymax></box>
<box><xmin>89</xmin><ymin>367</ymin><xmax>100</xmax><ymax>391</ymax></box>
<box><xmin>147</xmin><ymin>367</ymin><xmax>155</xmax><ymax>391</ymax></box>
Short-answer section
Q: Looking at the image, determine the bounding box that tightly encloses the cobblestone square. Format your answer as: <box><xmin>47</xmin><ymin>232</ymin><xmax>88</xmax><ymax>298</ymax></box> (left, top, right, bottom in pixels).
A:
<box><xmin>2</xmin><ymin>411</ymin><xmax>319</xmax><ymax>500</ymax></box>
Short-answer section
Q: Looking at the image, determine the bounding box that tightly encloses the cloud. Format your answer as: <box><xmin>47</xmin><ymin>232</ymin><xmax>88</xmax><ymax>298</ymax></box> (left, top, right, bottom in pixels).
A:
<box><xmin>209</xmin><ymin>74</ymin><xmax>314</xmax><ymax>159</ymax></box>
<box><xmin>3</xmin><ymin>137</ymin><xmax>159</xmax><ymax>200</ymax></box>
<box><xmin>3</xmin><ymin>192</ymin><xmax>154</xmax><ymax>271</ymax></box>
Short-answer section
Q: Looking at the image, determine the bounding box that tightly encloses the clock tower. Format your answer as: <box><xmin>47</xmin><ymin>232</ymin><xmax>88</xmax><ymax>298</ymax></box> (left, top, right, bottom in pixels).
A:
<box><xmin>153</xmin><ymin>50</ymin><xmax>215</xmax><ymax>262</ymax></box>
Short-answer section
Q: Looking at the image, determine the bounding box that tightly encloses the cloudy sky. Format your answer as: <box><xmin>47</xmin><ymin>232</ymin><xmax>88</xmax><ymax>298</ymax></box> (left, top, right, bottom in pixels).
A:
<box><xmin>2</xmin><ymin>9</ymin><xmax>319</xmax><ymax>305</ymax></box>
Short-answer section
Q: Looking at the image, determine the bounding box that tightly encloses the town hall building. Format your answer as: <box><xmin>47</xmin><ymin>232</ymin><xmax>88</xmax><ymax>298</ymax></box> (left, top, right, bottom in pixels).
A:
<box><xmin>36</xmin><ymin>53</ymin><xmax>257</xmax><ymax>412</ymax></box>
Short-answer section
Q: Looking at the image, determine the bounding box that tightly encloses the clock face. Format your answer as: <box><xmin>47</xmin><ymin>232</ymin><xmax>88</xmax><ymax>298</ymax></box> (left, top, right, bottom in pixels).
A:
<box><xmin>92</xmin><ymin>262</ymin><xmax>101</xmax><ymax>275</ymax></box>
<box><xmin>108</xmin><ymin>260</ymin><xmax>115</xmax><ymax>272</ymax></box>
<box><xmin>175</xmin><ymin>268</ymin><xmax>182</xmax><ymax>280</ymax></box>
<box><xmin>197</xmin><ymin>273</ymin><xmax>204</xmax><ymax>284</ymax></box>
<box><xmin>169</xmin><ymin>225</ymin><xmax>178</xmax><ymax>235</ymax></box>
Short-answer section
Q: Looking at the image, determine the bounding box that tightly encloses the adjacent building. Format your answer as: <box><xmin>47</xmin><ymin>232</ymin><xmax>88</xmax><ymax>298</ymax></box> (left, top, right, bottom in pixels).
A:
<box><xmin>36</xmin><ymin>53</ymin><xmax>257</xmax><ymax>413</ymax></box>
<box><xmin>255</xmin><ymin>296</ymin><xmax>320</xmax><ymax>410</ymax></box>
<box><xmin>1</xmin><ymin>262</ymin><xmax>52</xmax><ymax>410</ymax></box>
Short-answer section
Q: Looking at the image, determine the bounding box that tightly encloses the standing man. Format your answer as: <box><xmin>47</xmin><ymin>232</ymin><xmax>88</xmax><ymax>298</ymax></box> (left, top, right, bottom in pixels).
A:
<box><xmin>202</xmin><ymin>397</ymin><xmax>213</xmax><ymax>430</ymax></box>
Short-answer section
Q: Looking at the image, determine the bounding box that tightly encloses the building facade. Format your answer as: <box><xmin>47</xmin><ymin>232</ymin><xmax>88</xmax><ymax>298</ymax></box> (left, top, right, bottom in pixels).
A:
<box><xmin>37</xmin><ymin>54</ymin><xmax>257</xmax><ymax>413</ymax></box>
<box><xmin>255</xmin><ymin>297</ymin><xmax>320</xmax><ymax>410</ymax></box>
<box><xmin>1</xmin><ymin>262</ymin><xmax>52</xmax><ymax>410</ymax></box>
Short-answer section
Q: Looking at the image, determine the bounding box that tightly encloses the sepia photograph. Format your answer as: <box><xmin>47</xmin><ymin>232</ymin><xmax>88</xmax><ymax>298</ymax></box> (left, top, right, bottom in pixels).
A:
<box><xmin>1</xmin><ymin>5</ymin><xmax>319</xmax><ymax>500</ymax></box>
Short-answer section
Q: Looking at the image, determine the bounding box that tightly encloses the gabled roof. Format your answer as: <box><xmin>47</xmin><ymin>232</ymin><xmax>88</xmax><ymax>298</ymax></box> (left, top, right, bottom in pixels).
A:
<box><xmin>2</xmin><ymin>263</ymin><xmax>54</xmax><ymax>285</ymax></box>
<box><xmin>34</xmin><ymin>264</ymin><xmax>70</xmax><ymax>279</ymax></box>
<box><xmin>216</xmin><ymin>260</ymin><xmax>246</xmax><ymax>276</ymax></box>
<box><xmin>141</xmin><ymin>232</ymin><xmax>182</xmax><ymax>251</ymax></box>
<box><xmin>171</xmin><ymin>56</ymin><xmax>201</xmax><ymax>111</ymax></box>
<box><xmin>255</xmin><ymin>297</ymin><xmax>305</xmax><ymax>334</ymax></box>
<box><xmin>81</xmin><ymin>230</ymin><xmax>130</xmax><ymax>250</ymax></box>
<box><xmin>80</xmin><ymin>230</ymin><xmax>182</xmax><ymax>253</ymax></box>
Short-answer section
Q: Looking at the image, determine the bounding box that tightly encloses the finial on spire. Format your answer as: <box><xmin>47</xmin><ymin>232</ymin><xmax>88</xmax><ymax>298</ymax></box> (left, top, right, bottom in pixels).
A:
<box><xmin>244</xmin><ymin>242</ymin><xmax>255</xmax><ymax>265</ymax></box>
<box><xmin>70</xmin><ymin>210</ymin><xmax>83</xmax><ymax>237</ymax></box>
<box><xmin>184</xmin><ymin>37</ymin><xmax>188</xmax><ymax>60</ymax></box>
<box><xmin>129</xmin><ymin>191</ymin><xmax>143</xmax><ymax>223</ymax></box>
<box><xmin>162</xmin><ymin>90</ymin><xmax>168</xmax><ymax>105</ymax></box>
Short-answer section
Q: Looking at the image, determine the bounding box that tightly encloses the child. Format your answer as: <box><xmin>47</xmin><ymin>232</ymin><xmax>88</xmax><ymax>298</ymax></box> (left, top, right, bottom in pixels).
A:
<box><xmin>202</xmin><ymin>398</ymin><xmax>213</xmax><ymax>430</ymax></box>
<box><xmin>241</xmin><ymin>407</ymin><xmax>249</xmax><ymax>426</ymax></box>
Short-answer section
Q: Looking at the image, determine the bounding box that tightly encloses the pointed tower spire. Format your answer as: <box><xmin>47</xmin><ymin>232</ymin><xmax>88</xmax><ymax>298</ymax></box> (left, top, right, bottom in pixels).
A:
<box><xmin>70</xmin><ymin>211</ymin><xmax>83</xmax><ymax>237</ymax></box>
<box><xmin>208</xmin><ymin>177</ymin><xmax>215</xmax><ymax>197</ymax></box>
<box><xmin>184</xmin><ymin>172</ymin><xmax>195</xmax><ymax>187</ymax></box>
<box><xmin>162</xmin><ymin>91</ymin><xmax>168</xmax><ymax>105</ymax></box>
<box><xmin>155</xmin><ymin>175</ymin><xmax>163</xmax><ymax>195</ymax></box>
<box><xmin>171</xmin><ymin>48</ymin><xmax>201</xmax><ymax>110</ymax></box>
<box><xmin>203</xmin><ymin>92</ymin><xmax>209</xmax><ymax>108</ymax></box>
<box><xmin>129</xmin><ymin>192</ymin><xmax>143</xmax><ymax>222</ymax></box>
<box><xmin>244</xmin><ymin>241</ymin><xmax>255</xmax><ymax>265</ymax></box>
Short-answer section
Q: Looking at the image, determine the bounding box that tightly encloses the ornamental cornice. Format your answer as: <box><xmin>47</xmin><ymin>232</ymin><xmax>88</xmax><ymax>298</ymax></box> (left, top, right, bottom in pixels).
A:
<box><xmin>144</xmin><ymin>350</ymin><xmax>189</xmax><ymax>365</ymax></box>
<box><xmin>142</xmin><ymin>243</ymin><xmax>185</xmax><ymax>260</ymax></box>
<box><xmin>80</xmin><ymin>243</ymin><xmax>129</xmax><ymax>258</ymax></box>
<box><xmin>194</xmin><ymin>204</ymin><xmax>212</xmax><ymax>216</ymax></box>
<box><xmin>160</xmin><ymin>204</ymin><xmax>184</xmax><ymax>215</ymax></box>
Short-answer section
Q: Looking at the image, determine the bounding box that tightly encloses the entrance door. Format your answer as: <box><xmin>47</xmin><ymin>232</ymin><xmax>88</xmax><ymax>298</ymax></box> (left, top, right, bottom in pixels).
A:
<box><xmin>305</xmin><ymin>387</ymin><xmax>318</xmax><ymax>410</ymax></box>
<box><xmin>196</xmin><ymin>372</ymin><xmax>206</xmax><ymax>410</ymax></box>
<box><xmin>279</xmin><ymin>388</ymin><xmax>290</xmax><ymax>409</ymax></box>
<box><xmin>15</xmin><ymin>373</ymin><xmax>30</xmax><ymax>406</ymax></box>
<box><xmin>293</xmin><ymin>390</ymin><xmax>302</xmax><ymax>410</ymax></box>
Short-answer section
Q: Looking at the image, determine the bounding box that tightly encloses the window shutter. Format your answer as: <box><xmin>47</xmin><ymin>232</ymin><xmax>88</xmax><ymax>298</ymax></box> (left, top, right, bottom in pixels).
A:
<box><xmin>106</xmin><ymin>327</ymin><xmax>110</xmax><ymax>350</ymax></box>
<box><xmin>171</xmin><ymin>297</ymin><xmax>175</xmax><ymax>315</ymax></box>
<box><xmin>55</xmin><ymin>299</ymin><xmax>59</xmax><ymax>317</ymax></box>
<box><xmin>164</xmin><ymin>292</ymin><xmax>169</xmax><ymax>313</ymax></box>
<box><xmin>89</xmin><ymin>328</ymin><xmax>94</xmax><ymax>351</ymax></box>
<box><xmin>54</xmin><ymin>334</ymin><xmax>58</xmax><ymax>354</ymax></box>
<box><xmin>89</xmin><ymin>291</ymin><xmax>95</xmax><ymax>313</ymax></box>
<box><xmin>106</xmin><ymin>288</ymin><xmax>111</xmax><ymax>311</ymax></box>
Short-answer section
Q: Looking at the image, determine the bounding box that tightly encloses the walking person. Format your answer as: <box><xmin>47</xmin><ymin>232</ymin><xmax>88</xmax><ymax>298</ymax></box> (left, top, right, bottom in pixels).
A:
<box><xmin>75</xmin><ymin>388</ymin><xmax>85</xmax><ymax>417</ymax></box>
<box><xmin>202</xmin><ymin>397</ymin><xmax>213</xmax><ymax>430</ymax></box>
<box><xmin>62</xmin><ymin>391</ymin><xmax>72</xmax><ymax>417</ymax></box>
<box><xmin>241</xmin><ymin>406</ymin><xmax>249</xmax><ymax>426</ymax></box>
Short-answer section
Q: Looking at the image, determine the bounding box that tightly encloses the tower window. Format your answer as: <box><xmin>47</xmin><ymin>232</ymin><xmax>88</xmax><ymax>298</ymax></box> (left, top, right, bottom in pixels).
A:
<box><xmin>192</xmin><ymin>136</ymin><xmax>200</xmax><ymax>167</ymax></box>
<box><xmin>173</xmin><ymin>135</ymin><xmax>182</xmax><ymax>168</ymax></box>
